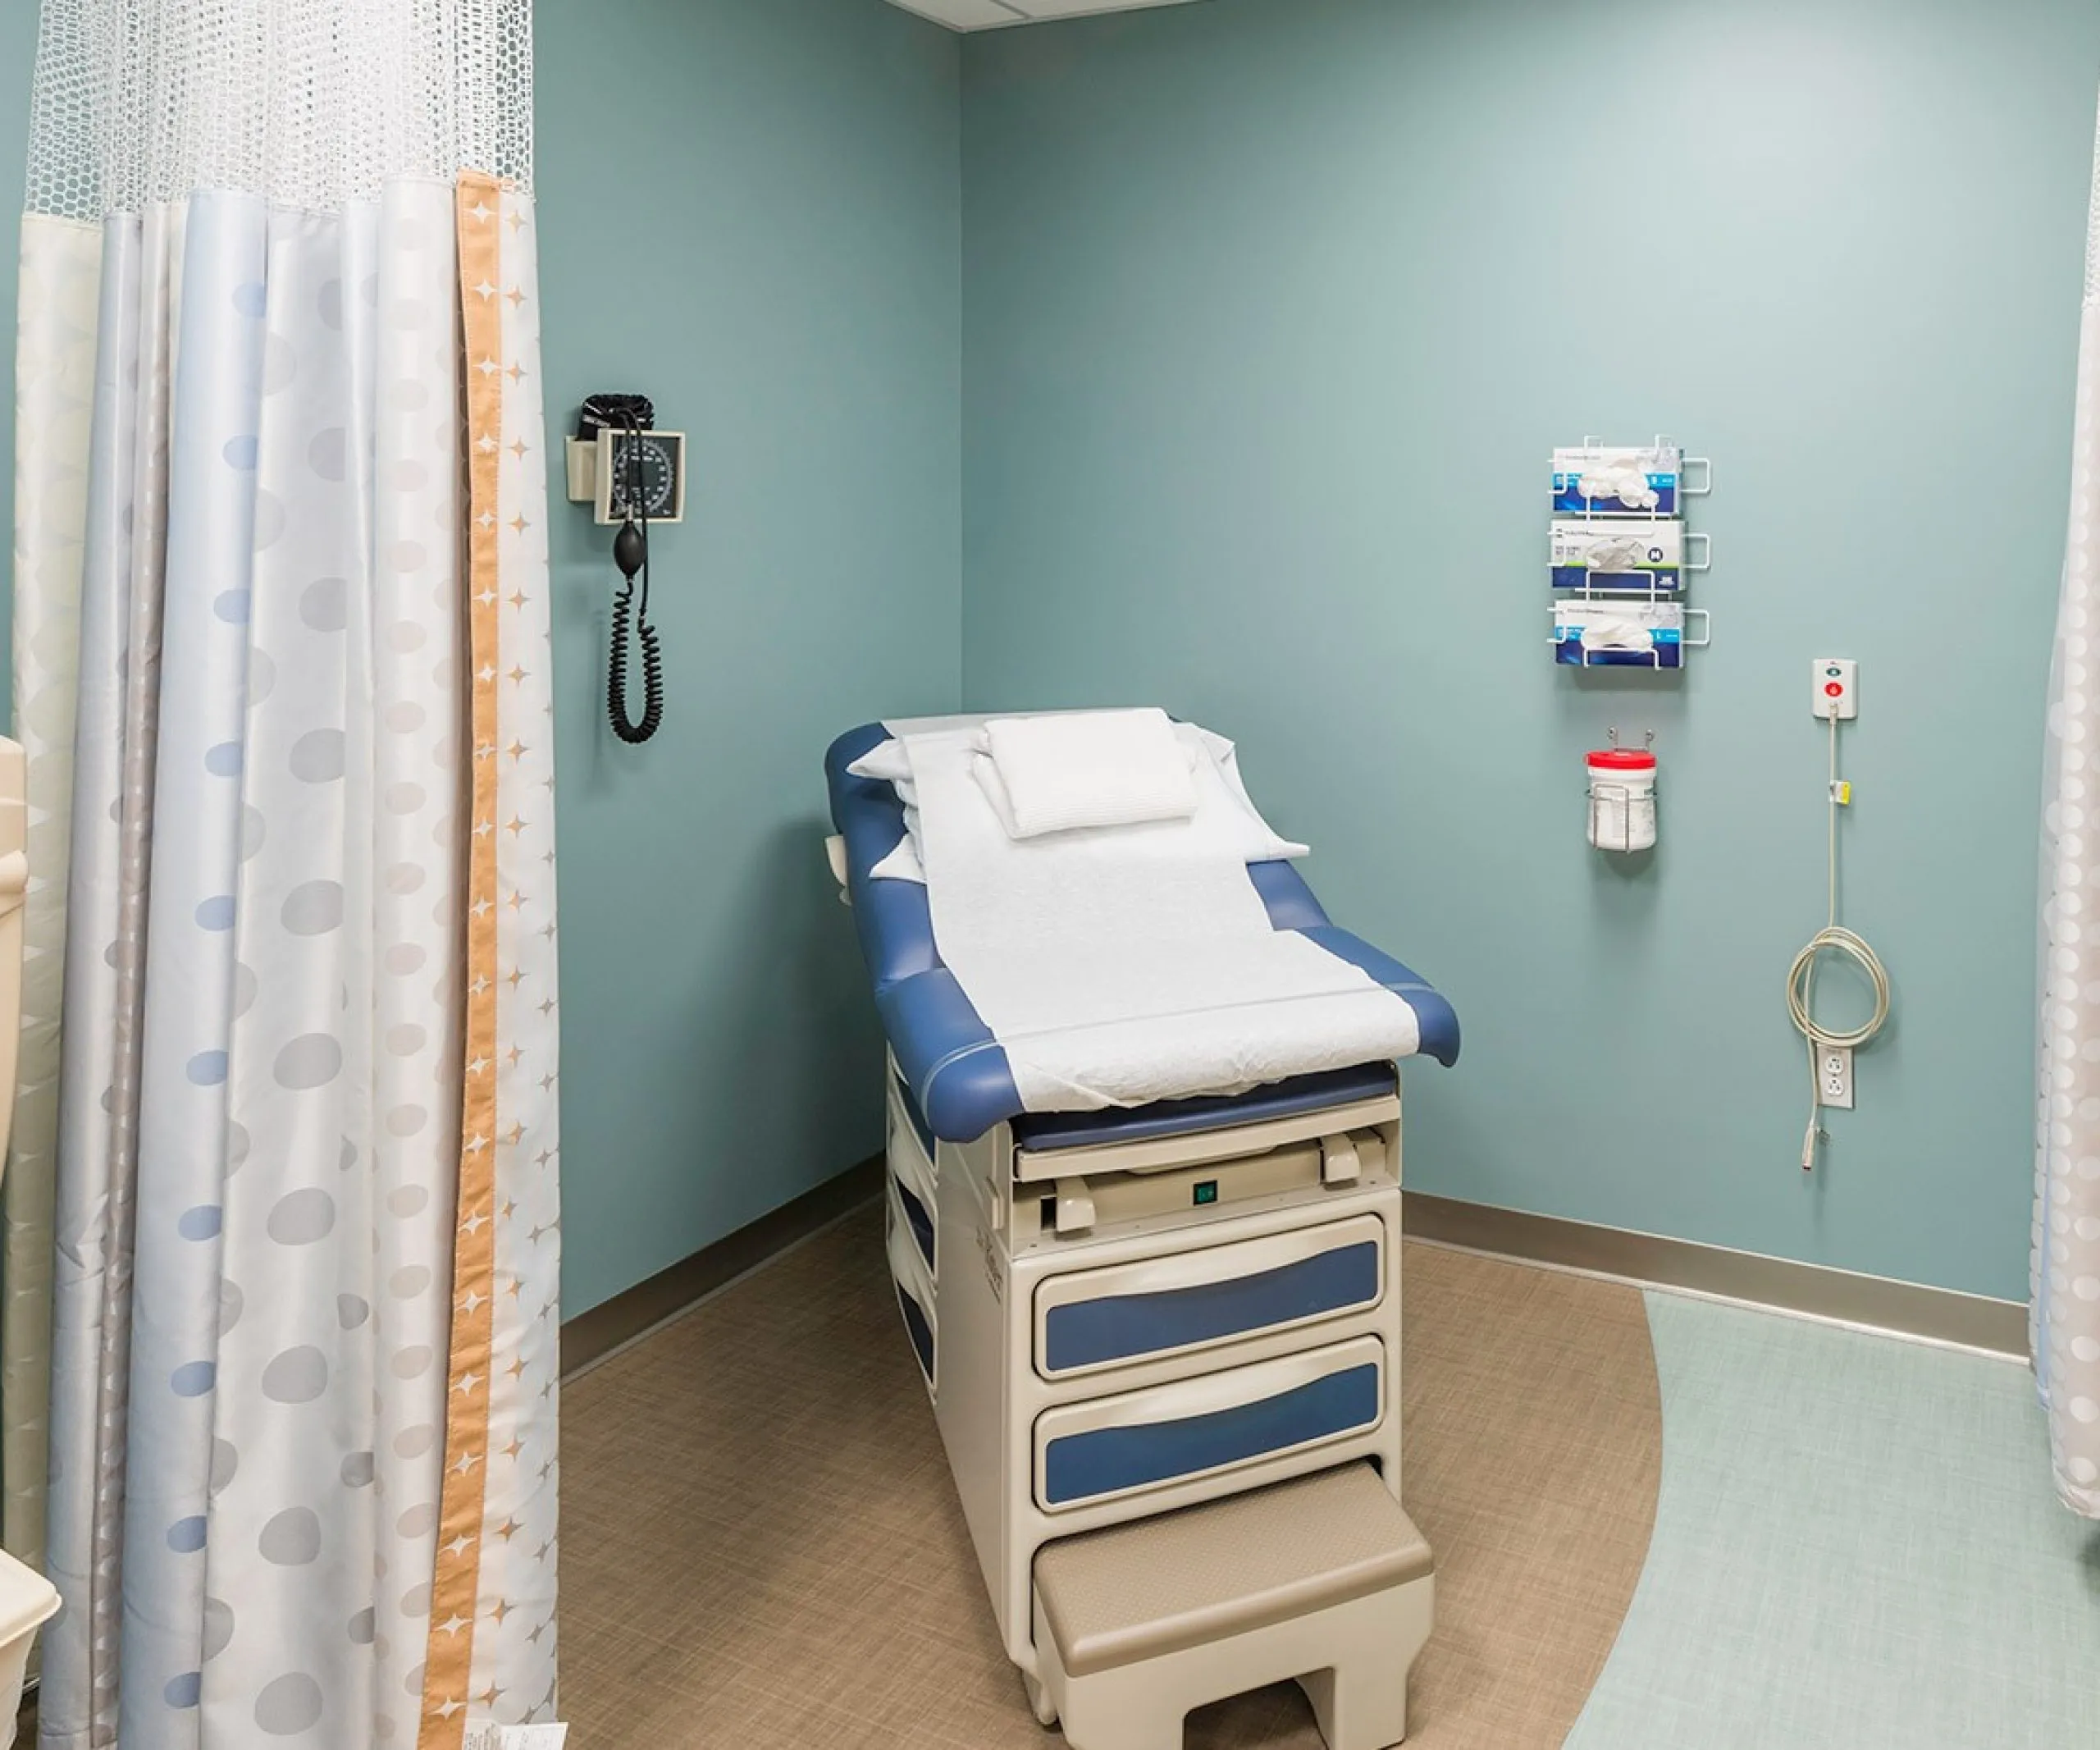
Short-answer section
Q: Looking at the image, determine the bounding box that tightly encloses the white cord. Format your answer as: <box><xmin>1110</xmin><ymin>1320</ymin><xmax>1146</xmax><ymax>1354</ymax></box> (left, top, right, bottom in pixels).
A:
<box><xmin>1786</xmin><ymin>711</ymin><xmax>1889</xmax><ymax>1170</ymax></box>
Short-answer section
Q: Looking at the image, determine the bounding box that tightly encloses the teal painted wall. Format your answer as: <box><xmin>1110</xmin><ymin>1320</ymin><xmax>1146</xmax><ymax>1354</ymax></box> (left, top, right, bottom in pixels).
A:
<box><xmin>536</xmin><ymin>0</ymin><xmax>961</xmax><ymax>1314</ymax></box>
<box><xmin>960</xmin><ymin>0</ymin><xmax>2100</xmax><ymax>1300</ymax></box>
<box><xmin>2</xmin><ymin>0</ymin><xmax>2091</xmax><ymax>1316</ymax></box>
<box><xmin>0</xmin><ymin>4</ymin><xmax>957</xmax><ymax>1321</ymax></box>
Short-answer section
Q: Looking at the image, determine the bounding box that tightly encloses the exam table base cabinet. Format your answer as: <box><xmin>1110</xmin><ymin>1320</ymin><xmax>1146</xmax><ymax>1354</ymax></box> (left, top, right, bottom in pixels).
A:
<box><xmin>883</xmin><ymin>1063</ymin><xmax>1408</xmax><ymax>1683</ymax></box>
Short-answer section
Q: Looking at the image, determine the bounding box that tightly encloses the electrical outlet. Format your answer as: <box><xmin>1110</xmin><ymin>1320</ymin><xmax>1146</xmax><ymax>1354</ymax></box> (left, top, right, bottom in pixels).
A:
<box><xmin>1820</xmin><ymin>1045</ymin><xmax>1854</xmax><ymax>1110</ymax></box>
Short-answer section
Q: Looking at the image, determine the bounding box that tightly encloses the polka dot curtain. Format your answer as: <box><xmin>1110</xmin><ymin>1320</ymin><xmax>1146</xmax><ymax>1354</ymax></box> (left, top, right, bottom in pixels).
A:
<box><xmin>2036</xmin><ymin>87</ymin><xmax>2100</xmax><ymax>1521</ymax></box>
<box><xmin>10</xmin><ymin>7</ymin><xmax>559</xmax><ymax>1748</ymax></box>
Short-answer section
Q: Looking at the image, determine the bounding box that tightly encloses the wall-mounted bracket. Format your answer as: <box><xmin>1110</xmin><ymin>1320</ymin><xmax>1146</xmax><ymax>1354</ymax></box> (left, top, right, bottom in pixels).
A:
<box><xmin>564</xmin><ymin>428</ymin><xmax>688</xmax><ymax>526</ymax></box>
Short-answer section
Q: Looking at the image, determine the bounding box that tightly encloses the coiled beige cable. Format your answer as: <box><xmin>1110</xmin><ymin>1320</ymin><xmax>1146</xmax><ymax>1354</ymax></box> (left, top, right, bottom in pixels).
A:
<box><xmin>1787</xmin><ymin>712</ymin><xmax>1889</xmax><ymax>1170</ymax></box>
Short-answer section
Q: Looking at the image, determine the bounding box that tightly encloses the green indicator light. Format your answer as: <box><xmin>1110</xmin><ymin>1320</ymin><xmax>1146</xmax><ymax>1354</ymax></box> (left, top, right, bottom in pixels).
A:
<box><xmin>1193</xmin><ymin>1181</ymin><xmax>1219</xmax><ymax>1207</ymax></box>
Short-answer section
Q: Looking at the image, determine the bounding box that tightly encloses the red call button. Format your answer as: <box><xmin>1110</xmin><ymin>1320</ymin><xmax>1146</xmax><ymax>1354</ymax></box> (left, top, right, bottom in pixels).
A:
<box><xmin>1824</xmin><ymin>683</ymin><xmax>1844</xmax><ymax>697</ymax></box>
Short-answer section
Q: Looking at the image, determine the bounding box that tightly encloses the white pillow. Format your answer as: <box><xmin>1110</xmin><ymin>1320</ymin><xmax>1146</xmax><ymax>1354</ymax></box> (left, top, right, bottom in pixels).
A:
<box><xmin>978</xmin><ymin>707</ymin><xmax>1198</xmax><ymax>839</ymax></box>
<box><xmin>969</xmin><ymin>752</ymin><xmax>1024</xmax><ymax>840</ymax></box>
<box><xmin>848</xmin><ymin>724</ymin><xmax>1305</xmax><ymax>882</ymax></box>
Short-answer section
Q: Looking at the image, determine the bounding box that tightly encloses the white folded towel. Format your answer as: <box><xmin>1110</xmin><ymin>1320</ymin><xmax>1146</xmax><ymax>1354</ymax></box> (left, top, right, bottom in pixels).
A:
<box><xmin>895</xmin><ymin>723</ymin><xmax>1418</xmax><ymax>1111</ymax></box>
<box><xmin>979</xmin><ymin>707</ymin><xmax>1197</xmax><ymax>839</ymax></box>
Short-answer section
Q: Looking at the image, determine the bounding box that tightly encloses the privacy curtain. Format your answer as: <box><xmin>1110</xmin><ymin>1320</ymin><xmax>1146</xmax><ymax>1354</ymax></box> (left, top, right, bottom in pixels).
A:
<box><xmin>2038</xmin><ymin>90</ymin><xmax>2100</xmax><ymax>1519</ymax></box>
<box><xmin>9</xmin><ymin>5</ymin><xmax>563</xmax><ymax>1745</ymax></box>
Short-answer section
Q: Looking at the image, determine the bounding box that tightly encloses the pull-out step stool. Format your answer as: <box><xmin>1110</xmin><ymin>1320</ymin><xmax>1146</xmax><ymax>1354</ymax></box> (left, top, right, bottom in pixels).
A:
<box><xmin>1029</xmin><ymin>1463</ymin><xmax>1435</xmax><ymax>1750</ymax></box>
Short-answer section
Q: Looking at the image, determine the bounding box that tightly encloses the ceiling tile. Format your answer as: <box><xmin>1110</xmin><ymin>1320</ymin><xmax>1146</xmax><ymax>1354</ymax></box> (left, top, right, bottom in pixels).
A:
<box><xmin>888</xmin><ymin>0</ymin><xmax>1025</xmax><ymax>29</ymax></box>
<box><xmin>1008</xmin><ymin>0</ymin><xmax>1202</xmax><ymax>18</ymax></box>
<box><xmin>885</xmin><ymin>0</ymin><xmax>1203</xmax><ymax>30</ymax></box>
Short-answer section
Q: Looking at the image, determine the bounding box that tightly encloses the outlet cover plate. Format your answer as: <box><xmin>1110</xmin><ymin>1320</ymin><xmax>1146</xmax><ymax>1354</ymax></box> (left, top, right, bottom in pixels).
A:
<box><xmin>1820</xmin><ymin>1045</ymin><xmax>1854</xmax><ymax>1109</ymax></box>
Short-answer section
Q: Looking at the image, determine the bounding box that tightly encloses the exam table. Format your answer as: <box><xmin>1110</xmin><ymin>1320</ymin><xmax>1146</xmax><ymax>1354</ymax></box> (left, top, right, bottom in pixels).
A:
<box><xmin>826</xmin><ymin>719</ymin><xmax>1458</xmax><ymax>1748</ymax></box>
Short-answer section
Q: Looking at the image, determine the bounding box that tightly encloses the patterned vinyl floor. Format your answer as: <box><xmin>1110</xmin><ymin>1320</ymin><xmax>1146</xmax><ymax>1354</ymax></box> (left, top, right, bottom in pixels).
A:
<box><xmin>559</xmin><ymin>1208</ymin><xmax>1663</xmax><ymax>1748</ymax></box>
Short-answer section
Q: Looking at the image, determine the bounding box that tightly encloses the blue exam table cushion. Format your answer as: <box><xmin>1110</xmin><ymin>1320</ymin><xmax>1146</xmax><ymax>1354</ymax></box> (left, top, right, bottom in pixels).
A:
<box><xmin>829</xmin><ymin>723</ymin><xmax>1459</xmax><ymax>1145</ymax></box>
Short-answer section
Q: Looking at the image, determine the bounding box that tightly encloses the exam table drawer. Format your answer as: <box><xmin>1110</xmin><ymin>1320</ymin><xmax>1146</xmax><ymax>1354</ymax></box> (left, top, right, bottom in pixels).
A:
<box><xmin>1034</xmin><ymin>1335</ymin><xmax>1384</xmax><ymax>1513</ymax></box>
<box><xmin>887</xmin><ymin>1072</ymin><xmax>938</xmax><ymax>1211</ymax></box>
<box><xmin>886</xmin><ymin>1186</ymin><xmax>937</xmax><ymax>1396</ymax></box>
<box><xmin>890</xmin><ymin>1166</ymin><xmax>935</xmax><ymax>1277</ymax></box>
<box><xmin>1034</xmin><ymin>1215</ymin><xmax>1385</xmax><ymax>1382</ymax></box>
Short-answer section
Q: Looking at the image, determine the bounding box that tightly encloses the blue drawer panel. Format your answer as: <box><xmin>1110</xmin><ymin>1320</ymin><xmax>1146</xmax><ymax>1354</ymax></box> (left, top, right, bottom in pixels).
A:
<box><xmin>1041</xmin><ymin>1362</ymin><xmax>1378</xmax><ymax>1507</ymax></box>
<box><xmin>1043</xmin><ymin>1241</ymin><xmax>1379</xmax><ymax>1374</ymax></box>
<box><xmin>893</xmin><ymin>1172</ymin><xmax>935</xmax><ymax>1274</ymax></box>
<box><xmin>896</xmin><ymin>1282</ymin><xmax>934</xmax><ymax>1385</ymax></box>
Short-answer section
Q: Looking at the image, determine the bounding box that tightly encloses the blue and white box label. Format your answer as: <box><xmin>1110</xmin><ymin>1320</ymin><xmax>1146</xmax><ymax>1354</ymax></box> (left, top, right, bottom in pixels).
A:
<box><xmin>1552</xmin><ymin>445</ymin><xmax>1681</xmax><ymax>516</ymax></box>
<box><xmin>1553</xmin><ymin>598</ymin><xmax>1684</xmax><ymax>668</ymax></box>
<box><xmin>1550</xmin><ymin>519</ymin><xmax>1684</xmax><ymax>590</ymax></box>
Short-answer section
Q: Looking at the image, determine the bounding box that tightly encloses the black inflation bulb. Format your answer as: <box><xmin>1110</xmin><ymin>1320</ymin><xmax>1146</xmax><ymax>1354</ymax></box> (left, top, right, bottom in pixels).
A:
<box><xmin>613</xmin><ymin>517</ymin><xmax>646</xmax><ymax>582</ymax></box>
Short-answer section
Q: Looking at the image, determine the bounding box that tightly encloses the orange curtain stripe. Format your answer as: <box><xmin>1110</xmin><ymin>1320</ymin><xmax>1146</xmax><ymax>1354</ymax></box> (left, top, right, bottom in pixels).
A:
<box><xmin>418</xmin><ymin>171</ymin><xmax>507</xmax><ymax>1750</ymax></box>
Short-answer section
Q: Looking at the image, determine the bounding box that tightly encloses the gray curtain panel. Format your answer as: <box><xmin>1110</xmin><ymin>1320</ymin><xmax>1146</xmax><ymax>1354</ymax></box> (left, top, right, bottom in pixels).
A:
<box><xmin>2035</xmin><ymin>88</ymin><xmax>2100</xmax><ymax>1519</ymax></box>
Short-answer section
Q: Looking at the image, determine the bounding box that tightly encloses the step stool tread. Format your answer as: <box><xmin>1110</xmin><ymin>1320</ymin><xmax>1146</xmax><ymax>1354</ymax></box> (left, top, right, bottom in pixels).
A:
<box><xmin>1034</xmin><ymin>1461</ymin><xmax>1431</xmax><ymax>1678</ymax></box>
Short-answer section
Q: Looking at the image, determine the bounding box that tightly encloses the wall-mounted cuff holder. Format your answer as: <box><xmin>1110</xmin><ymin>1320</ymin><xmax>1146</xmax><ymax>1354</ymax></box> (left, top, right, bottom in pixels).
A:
<box><xmin>1552</xmin><ymin>600</ymin><xmax>1710</xmax><ymax>668</ymax></box>
<box><xmin>565</xmin><ymin>427</ymin><xmax>688</xmax><ymax>526</ymax></box>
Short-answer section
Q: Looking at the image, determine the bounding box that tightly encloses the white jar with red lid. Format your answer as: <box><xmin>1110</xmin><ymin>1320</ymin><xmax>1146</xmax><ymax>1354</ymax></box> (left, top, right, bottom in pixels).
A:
<box><xmin>1587</xmin><ymin>745</ymin><xmax>1657</xmax><ymax>851</ymax></box>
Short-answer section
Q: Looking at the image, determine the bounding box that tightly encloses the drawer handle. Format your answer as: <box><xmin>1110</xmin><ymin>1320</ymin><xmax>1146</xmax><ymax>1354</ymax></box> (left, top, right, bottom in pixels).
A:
<box><xmin>1040</xmin><ymin>1216</ymin><xmax>1382</xmax><ymax>1305</ymax></box>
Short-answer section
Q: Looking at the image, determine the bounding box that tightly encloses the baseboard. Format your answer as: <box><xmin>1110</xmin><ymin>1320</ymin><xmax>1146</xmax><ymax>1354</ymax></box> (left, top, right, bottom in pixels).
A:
<box><xmin>1402</xmin><ymin>1192</ymin><xmax>2029</xmax><ymax>1359</ymax></box>
<box><xmin>557</xmin><ymin>1171</ymin><xmax>2027</xmax><ymax>1374</ymax></box>
<box><xmin>561</xmin><ymin>1156</ymin><xmax>883</xmax><ymax>1379</ymax></box>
